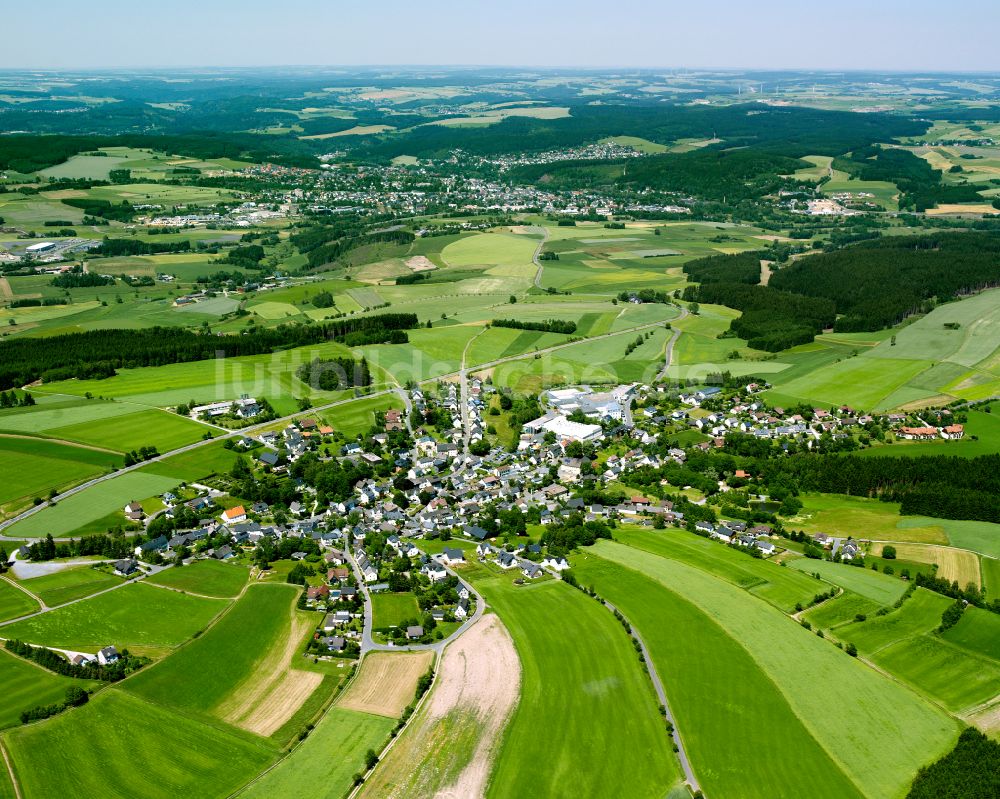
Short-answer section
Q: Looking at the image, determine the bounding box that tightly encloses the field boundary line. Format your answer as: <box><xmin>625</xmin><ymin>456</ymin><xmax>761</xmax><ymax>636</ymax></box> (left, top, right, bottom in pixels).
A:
<box><xmin>0</xmin><ymin>432</ymin><xmax>121</xmax><ymax>455</ymax></box>
<box><xmin>0</xmin><ymin>575</ymin><xmax>45</xmax><ymax>610</ymax></box>
<box><xmin>0</xmin><ymin>739</ymin><xmax>22</xmax><ymax>799</ymax></box>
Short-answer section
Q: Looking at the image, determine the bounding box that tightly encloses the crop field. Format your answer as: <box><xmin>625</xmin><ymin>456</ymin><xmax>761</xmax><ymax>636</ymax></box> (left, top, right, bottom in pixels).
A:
<box><xmin>239</xmin><ymin>707</ymin><xmax>394</xmax><ymax>799</ymax></box>
<box><xmin>787</xmin><ymin>558</ymin><xmax>907</xmax><ymax>605</ymax></box>
<box><xmin>897</xmin><ymin>516</ymin><xmax>1000</xmax><ymax>558</ymax></box>
<box><xmin>4</xmin><ymin>690</ymin><xmax>276</xmax><ymax>799</ymax></box>
<box><xmin>0</xmin><ymin>436</ymin><xmax>119</xmax><ymax>514</ymax></box>
<box><xmin>983</xmin><ymin>556</ymin><xmax>1000</xmax><ymax>598</ymax></box>
<box><xmin>359</xmin><ymin>614</ymin><xmax>520</xmax><ymax>799</ymax></box>
<box><xmin>0</xmin><ymin>398</ymin><xmax>146</xmax><ymax>436</ymax></box>
<box><xmin>589</xmin><ymin>540</ymin><xmax>958</xmax><ymax>799</ymax></box>
<box><xmin>0</xmin><ymin>580</ymin><xmax>38</xmax><ymax>622</ymax></box>
<box><xmin>144</xmin><ymin>559</ymin><xmax>248</xmax><ymax>598</ymax></box>
<box><xmin>0</xmin><ymin>648</ymin><xmax>97</xmax><ymax>730</ymax></box>
<box><xmin>47</xmin><ymin>408</ymin><xmax>206</xmax><ymax>453</ymax></box>
<box><xmin>614</xmin><ymin>526</ymin><xmax>820</xmax><ymax>612</ymax></box>
<box><xmin>339</xmin><ymin>651</ymin><xmax>434</xmax><ymax>718</ymax></box>
<box><xmin>370</xmin><ymin>592</ymin><xmax>420</xmax><ymax>630</ymax></box>
<box><xmin>441</xmin><ymin>231</ymin><xmax>537</xmax><ymax>273</ymax></box>
<box><xmin>1</xmin><ymin>582</ymin><xmax>227</xmax><ymax>654</ymax></box>
<box><xmin>16</xmin><ymin>564</ymin><xmax>123</xmax><ymax>607</ymax></box>
<box><xmin>466</xmin><ymin>573</ymin><xmax>680</xmax><ymax>799</ymax></box>
<box><xmin>878</xmin><ymin>542</ymin><xmax>981</xmax><ymax>588</ymax></box>
<box><xmin>320</xmin><ymin>393</ymin><xmax>405</xmax><ymax>438</ymax></box>
<box><xmin>873</xmin><ymin>635</ymin><xmax>1000</xmax><ymax>712</ymax></box>
<box><xmin>126</xmin><ymin>584</ymin><xmax>297</xmax><ymax>719</ymax></box>
<box><xmin>139</xmin><ymin>441</ymin><xmax>238</xmax><ymax>482</ymax></box>
<box><xmin>5</xmin><ymin>471</ymin><xmax>181</xmax><ymax>538</ymax></box>
<box><xmin>572</xmin><ymin>553</ymin><xmax>865</xmax><ymax>799</ymax></box>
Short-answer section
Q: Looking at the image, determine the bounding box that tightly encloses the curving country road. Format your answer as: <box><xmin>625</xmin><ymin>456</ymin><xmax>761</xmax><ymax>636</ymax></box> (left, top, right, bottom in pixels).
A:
<box><xmin>657</xmin><ymin>304</ymin><xmax>689</xmax><ymax>383</ymax></box>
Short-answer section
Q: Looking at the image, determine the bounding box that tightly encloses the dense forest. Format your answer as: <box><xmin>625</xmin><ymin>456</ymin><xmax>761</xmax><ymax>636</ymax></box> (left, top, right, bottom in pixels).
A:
<box><xmin>769</xmin><ymin>232</ymin><xmax>1000</xmax><ymax>331</ymax></box>
<box><xmin>682</xmin><ymin>251</ymin><xmax>763</xmax><ymax>285</ymax></box>
<box><xmin>906</xmin><ymin>728</ymin><xmax>1000</xmax><ymax>799</ymax></box>
<box><xmin>684</xmin><ymin>282</ymin><xmax>835</xmax><ymax>351</ymax></box>
<box><xmin>0</xmin><ymin>313</ymin><xmax>417</xmax><ymax>389</ymax></box>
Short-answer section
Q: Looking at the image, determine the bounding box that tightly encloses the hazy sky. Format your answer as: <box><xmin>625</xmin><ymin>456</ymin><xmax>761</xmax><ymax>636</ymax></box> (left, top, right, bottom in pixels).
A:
<box><xmin>2</xmin><ymin>0</ymin><xmax>998</xmax><ymax>72</ymax></box>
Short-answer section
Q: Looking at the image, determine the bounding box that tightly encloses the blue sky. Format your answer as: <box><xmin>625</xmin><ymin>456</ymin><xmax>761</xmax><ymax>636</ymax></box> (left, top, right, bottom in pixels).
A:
<box><xmin>2</xmin><ymin>0</ymin><xmax>998</xmax><ymax>71</ymax></box>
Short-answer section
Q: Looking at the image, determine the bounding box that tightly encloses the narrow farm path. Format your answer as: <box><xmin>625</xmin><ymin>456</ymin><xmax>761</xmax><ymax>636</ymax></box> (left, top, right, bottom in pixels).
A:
<box><xmin>0</xmin><ymin>740</ymin><xmax>22</xmax><ymax>799</ymax></box>
<box><xmin>0</xmin><ymin>574</ymin><xmax>46</xmax><ymax>611</ymax></box>
<box><xmin>657</xmin><ymin>304</ymin><xmax>689</xmax><ymax>382</ymax></box>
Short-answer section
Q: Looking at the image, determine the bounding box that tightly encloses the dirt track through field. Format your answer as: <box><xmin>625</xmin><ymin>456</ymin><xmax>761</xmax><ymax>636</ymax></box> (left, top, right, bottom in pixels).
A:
<box><xmin>359</xmin><ymin>614</ymin><xmax>521</xmax><ymax>799</ymax></box>
<box><xmin>0</xmin><ymin>278</ymin><xmax>12</xmax><ymax>301</ymax></box>
<box><xmin>220</xmin><ymin>606</ymin><xmax>318</xmax><ymax>734</ymax></box>
<box><xmin>340</xmin><ymin>651</ymin><xmax>433</xmax><ymax>718</ymax></box>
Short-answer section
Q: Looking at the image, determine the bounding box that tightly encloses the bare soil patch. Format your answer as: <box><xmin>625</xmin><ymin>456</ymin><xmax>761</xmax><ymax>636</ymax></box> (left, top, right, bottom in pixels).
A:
<box><xmin>220</xmin><ymin>608</ymin><xmax>316</xmax><ymax>731</ymax></box>
<box><xmin>405</xmin><ymin>255</ymin><xmax>437</xmax><ymax>272</ymax></box>
<box><xmin>340</xmin><ymin>651</ymin><xmax>433</xmax><ymax>718</ymax></box>
<box><xmin>359</xmin><ymin>615</ymin><xmax>521</xmax><ymax>798</ymax></box>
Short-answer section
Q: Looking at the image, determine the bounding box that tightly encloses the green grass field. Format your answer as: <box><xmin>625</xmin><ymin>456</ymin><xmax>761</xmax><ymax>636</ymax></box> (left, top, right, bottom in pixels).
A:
<box><xmin>588</xmin><ymin>540</ymin><xmax>958</xmax><ymax>799</ymax></box>
<box><xmin>125</xmin><ymin>584</ymin><xmax>295</xmax><ymax>716</ymax></box>
<box><xmin>5</xmin><ymin>690</ymin><xmax>276</xmax><ymax>799</ymax></box>
<box><xmin>0</xmin><ymin>648</ymin><xmax>97</xmax><ymax>730</ymax></box>
<box><xmin>139</xmin><ymin>441</ymin><xmax>238</xmax><ymax>482</ymax></box>
<box><xmin>48</xmin><ymin>408</ymin><xmax>206</xmax><ymax>453</ymax></box>
<box><xmin>802</xmin><ymin>590</ymin><xmax>883</xmax><ymax>630</ymax></box>
<box><xmin>15</xmin><ymin>565</ymin><xmax>123</xmax><ymax>607</ymax></box>
<box><xmin>1</xmin><ymin>582</ymin><xmax>227</xmax><ymax>655</ymax></box>
<box><xmin>572</xmin><ymin>553</ymin><xmax>865</xmax><ymax>799</ymax></box>
<box><xmin>6</xmin><ymin>471</ymin><xmax>181</xmax><ymax>538</ymax></box>
<box><xmin>982</xmin><ymin>556</ymin><xmax>1000</xmax><ymax>598</ymax></box>
<box><xmin>144</xmin><ymin>559</ymin><xmax>248</xmax><ymax>598</ymax></box>
<box><xmin>240</xmin><ymin>707</ymin><xmax>394</xmax><ymax>798</ymax></box>
<box><xmin>370</xmin><ymin>592</ymin><xmax>420</xmax><ymax>630</ymax></box>
<box><xmin>0</xmin><ymin>437</ymin><xmax>119</xmax><ymax>513</ymax></box>
<box><xmin>791</xmin><ymin>493</ymin><xmax>949</xmax><ymax>545</ymax></box>
<box><xmin>940</xmin><ymin>606</ymin><xmax>1000</xmax><ymax>661</ymax></box>
<box><xmin>0</xmin><ymin>580</ymin><xmax>39</xmax><ymax>622</ymax></box>
<box><xmin>613</xmin><ymin>526</ymin><xmax>820</xmax><ymax>612</ymax></box>
<box><xmin>787</xmin><ymin>558</ymin><xmax>907</xmax><ymax>605</ymax></box>
<box><xmin>463</xmin><ymin>570</ymin><xmax>681</xmax><ymax>799</ymax></box>
<box><xmin>872</xmin><ymin>635</ymin><xmax>1000</xmax><ymax>712</ymax></box>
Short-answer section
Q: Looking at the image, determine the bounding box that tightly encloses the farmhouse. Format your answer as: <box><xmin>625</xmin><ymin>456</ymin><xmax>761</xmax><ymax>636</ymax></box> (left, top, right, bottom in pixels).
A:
<box><xmin>97</xmin><ymin>646</ymin><xmax>120</xmax><ymax>666</ymax></box>
<box><xmin>114</xmin><ymin>558</ymin><xmax>139</xmax><ymax>577</ymax></box>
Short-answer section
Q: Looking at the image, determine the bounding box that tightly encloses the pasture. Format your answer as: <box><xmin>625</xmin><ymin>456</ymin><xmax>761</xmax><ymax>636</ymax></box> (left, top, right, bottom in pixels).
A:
<box><xmin>836</xmin><ymin>589</ymin><xmax>953</xmax><ymax>655</ymax></box>
<box><xmin>787</xmin><ymin>558</ymin><xmax>908</xmax><ymax>605</ymax></box>
<box><xmin>15</xmin><ymin>564</ymin><xmax>123</xmax><ymax>607</ymax></box>
<box><xmin>0</xmin><ymin>647</ymin><xmax>96</xmax><ymax>730</ymax></box>
<box><xmin>5</xmin><ymin>471</ymin><xmax>181</xmax><ymax>538</ymax></box>
<box><xmin>1</xmin><ymin>582</ymin><xmax>226</xmax><ymax>654</ymax></box>
<box><xmin>47</xmin><ymin>408</ymin><xmax>206</xmax><ymax>453</ymax></box>
<box><xmin>590</xmin><ymin>540</ymin><xmax>958</xmax><ymax>799</ymax></box>
<box><xmin>339</xmin><ymin>651</ymin><xmax>434</xmax><ymax>718</ymax></box>
<box><xmin>4</xmin><ymin>690</ymin><xmax>276</xmax><ymax>799</ymax></box>
<box><xmin>145</xmin><ymin>559</ymin><xmax>248</xmax><ymax>598</ymax></box>
<box><xmin>941</xmin><ymin>606</ymin><xmax>1000</xmax><ymax>662</ymax></box>
<box><xmin>0</xmin><ymin>580</ymin><xmax>37</xmax><ymax>622</ymax></box>
<box><xmin>802</xmin><ymin>590</ymin><xmax>882</xmax><ymax>631</ymax></box>
<box><xmin>239</xmin><ymin>707</ymin><xmax>394</xmax><ymax>799</ymax></box>
<box><xmin>983</xmin><ymin>556</ymin><xmax>1000</xmax><ymax>598</ymax></box>
<box><xmin>371</xmin><ymin>592</ymin><xmax>420</xmax><ymax>630</ymax></box>
<box><xmin>791</xmin><ymin>493</ymin><xmax>948</xmax><ymax>545</ymax></box>
<box><xmin>472</xmin><ymin>575</ymin><xmax>681</xmax><ymax>799</ymax></box>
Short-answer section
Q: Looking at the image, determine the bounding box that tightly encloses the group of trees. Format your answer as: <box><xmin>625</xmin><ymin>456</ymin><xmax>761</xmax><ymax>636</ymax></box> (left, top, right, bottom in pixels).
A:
<box><xmin>540</xmin><ymin>514</ymin><xmax>613</xmax><ymax>554</ymax></box>
<box><xmin>61</xmin><ymin>197</ymin><xmax>136</xmax><ymax>222</ymax></box>
<box><xmin>906</xmin><ymin>727</ymin><xmax>1000</xmax><ymax>799</ymax></box>
<box><xmin>617</xmin><ymin>288</ymin><xmax>673</xmax><ymax>304</ymax></box>
<box><xmin>0</xmin><ymin>312</ymin><xmax>417</xmax><ymax>389</ymax></box>
<box><xmin>0</xmin><ymin>390</ymin><xmax>34</xmax><ymax>408</ymax></box>
<box><xmin>25</xmin><ymin>533</ymin><xmax>135</xmax><ymax>563</ymax></box>
<box><xmin>5</xmin><ymin>639</ymin><xmax>147</xmax><ymax>683</ymax></box>
<box><xmin>92</xmin><ymin>237</ymin><xmax>192</xmax><ymax>257</ymax></box>
<box><xmin>51</xmin><ymin>269</ymin><xmax>115</xmax><ymax>289</ymax></box>
<box><xmin>682</xmin><ymin>251</ymin><xmax>763</xmax><ymax>285</ymax></box>
<box><xmin>296</xmin><ymin>357</ymin><xmax>372</xmax><ymax>391</ymax></box>
<box><xmin>490</xmin><ymin>318</ymin><xmax>577</xmax><ymax>334</ymax></box>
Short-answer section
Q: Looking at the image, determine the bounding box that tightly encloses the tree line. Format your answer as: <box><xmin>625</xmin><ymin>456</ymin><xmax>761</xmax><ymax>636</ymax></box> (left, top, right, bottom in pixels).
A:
<box><xmin>0</xmin><ymin>313</ymin><xmax>418</xmax><ymax>389</ymax></box>
<box><xmin>491</xmin><ymin>318</ymin><xmax>577</xmax><ymax>334</ymax></box>
<box><xmin>296</xmin><ymin>357</ymin><xmax>372</xmax><ymax>391</ymax></box>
